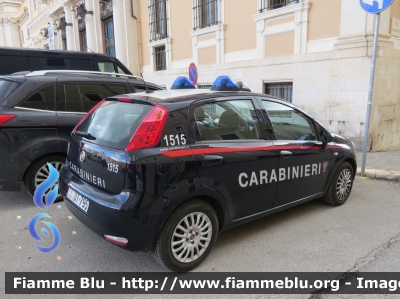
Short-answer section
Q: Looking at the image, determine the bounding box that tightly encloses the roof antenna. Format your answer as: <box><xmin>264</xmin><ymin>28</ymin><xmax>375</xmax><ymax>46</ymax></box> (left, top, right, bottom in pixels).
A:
<box><xmin>141</xmin><ymin>73</ymin><xmax>154</xmax><ymax>93</ymax></box>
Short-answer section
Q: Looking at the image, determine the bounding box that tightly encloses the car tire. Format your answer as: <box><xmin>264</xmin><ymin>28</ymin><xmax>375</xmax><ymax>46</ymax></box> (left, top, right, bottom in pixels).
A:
<box><xmin>25</xmin><ymin>154</ymin><xmax>66</xmax><ymax>203</ymax></box>
<box><xmin>322</xmin><ymin>161</ymin><xmax>354</xmax><ymax>206</ymax></box>
<box><xmin>153</xmin><ymin>200</ymin><xmax>219</xmax><ymax>272</ymax></box>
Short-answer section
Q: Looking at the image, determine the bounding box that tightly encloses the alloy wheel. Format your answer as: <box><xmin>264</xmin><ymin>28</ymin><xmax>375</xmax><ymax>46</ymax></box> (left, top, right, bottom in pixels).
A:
<box><xmin>34</xmin><ymin>161</ymin><xmax>64</xmax><ymax>198</ymax></box>
<box><xmin>171</xmin><ymin>212</ymin><xmax>212</xmax><ymax>263</ymax></box>
<box><xmin>336</xmin><ymin>168</ymin><xmax>352</xmax><ymax>201</ymax></box>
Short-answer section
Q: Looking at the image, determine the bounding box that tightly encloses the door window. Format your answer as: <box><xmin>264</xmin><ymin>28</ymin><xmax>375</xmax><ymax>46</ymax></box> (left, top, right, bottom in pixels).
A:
<box><xmin>194</xmin><ymin>99</ymin><xmax>262</xmax><ymax>141</ymax></box>
<box><xmin>56</xmin><ymin>84</ymin><xmax>81</xmax><ymax>112</ymax></box>
<box><xmin>98</xmin><ymin>61</ymin><xmax>115</xmax><ymax>73</ymax></box>
<box><xmin>18</xmin><ymin>84</ymin><xmax>55</xmax><ymax>111</ymax></box>
<box><xmin>98</xmin><ymin>61</ymin><xmax>128</xmax><ymax>75</ymax></box>
<box><xmin>78</xmin><ymin>83</ymin><xmax>128</xmax><ymax>112</ymax></box>
<box><xmin>262</xmin><ymin>101</ymin><xmax>316</xmax><ymax>141</ymax></box>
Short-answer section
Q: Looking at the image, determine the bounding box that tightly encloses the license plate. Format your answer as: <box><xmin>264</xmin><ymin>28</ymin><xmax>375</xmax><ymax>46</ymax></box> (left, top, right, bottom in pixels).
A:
<box><xmin>66</xmin><ymin>188</ymin><xmax>89</xmax><ymax>213</ymax></box>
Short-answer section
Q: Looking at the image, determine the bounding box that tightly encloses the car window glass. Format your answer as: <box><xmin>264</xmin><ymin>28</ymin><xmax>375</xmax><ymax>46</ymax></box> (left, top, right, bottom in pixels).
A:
<box><xmin>132</xmin><ymin>85</ymin><xmax>146</xmax><ymax>93</ymax></box>
<box><xmin>64</xmin><ymin>84</ymin><xmax>83</xmax><ymax>112</ymax></box>
<box><xmin>18</xmin><ymin>84</ymin><xmax>55</xmax><ymax>111</ymax></box>
<box><xmin>262</xmin><ymin>101</ymin><xmax>317</xmax><ymax>141</ymax></box>
<box><xmin>28</xmin><ymin>57</ymin><xmax>91</xmax><ymax>71</ymax></box>
<box><xmin>78</xmin><ymin>83</ymin><xmax>127</xmax><ymax>112</ymax></box>
<box><xmin>194</xmin><ymin>99</ymin><xmax>262</xmax><ymax>141</ymax></box>
<box><xmin>98</xmin><ymin>61</ymin><xmax>115</xmax><ymax>73</ymax></box>
<box><xmin>0</xmin><ymin>79</ymin><xmax>21</xmax><ymax>103</ymax></box>
<box><xmin>116</xmin><ymin>65</ymin><xmax>128</xmax><ymax>74</ymax></box>
<box><xmin>0</xmin><ymin>55</ymin><xmax>29</xmax><ymax>75</ymax></box>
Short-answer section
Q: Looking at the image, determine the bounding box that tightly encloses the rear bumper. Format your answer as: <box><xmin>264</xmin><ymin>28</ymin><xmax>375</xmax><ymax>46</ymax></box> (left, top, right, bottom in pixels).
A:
<box><xmin>0</xmin><ymin>134</ymin><xmax>30</xmax><ymax>191</ymax></box>
<box><xmin>59</xmin><ymin>164</ymin><xmax>167</xmax><ymax>252</ymax></box>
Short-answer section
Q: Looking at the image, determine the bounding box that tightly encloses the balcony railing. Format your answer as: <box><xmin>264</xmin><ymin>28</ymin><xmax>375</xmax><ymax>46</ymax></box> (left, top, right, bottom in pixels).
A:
<box><xmin>259</xmin><ymin>0</ymin><xmax>299</xmax><ymax>13</ymax></box>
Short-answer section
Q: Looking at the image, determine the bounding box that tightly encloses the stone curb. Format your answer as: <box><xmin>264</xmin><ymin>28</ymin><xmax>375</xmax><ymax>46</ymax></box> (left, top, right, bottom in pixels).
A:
<box><xmin>356</xmin><ymin>167</ymin><xmax>400</xmax><ymax>181</ymax></box>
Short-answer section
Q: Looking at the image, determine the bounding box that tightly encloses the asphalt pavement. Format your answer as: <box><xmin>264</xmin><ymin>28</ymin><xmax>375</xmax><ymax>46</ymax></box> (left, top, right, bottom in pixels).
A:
<box><xmin>1</xmin><ymin>177</ymin><xmax>400</xmax><ymax>299</ymax></box>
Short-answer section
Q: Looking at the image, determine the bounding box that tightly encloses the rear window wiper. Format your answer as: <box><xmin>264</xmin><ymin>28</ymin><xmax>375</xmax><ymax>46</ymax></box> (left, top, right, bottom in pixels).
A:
<box><xmin>74</xmin><ymin>131</ymin><xmax>96</xmax><ymax>140</ymax></box>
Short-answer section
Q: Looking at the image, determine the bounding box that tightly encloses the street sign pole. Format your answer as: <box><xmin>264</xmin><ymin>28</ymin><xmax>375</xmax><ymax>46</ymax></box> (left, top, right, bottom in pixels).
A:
<box><xmin>361</xmin><ymin>12</ymin><xmax>380</xmax><ymax>176</ymax></box>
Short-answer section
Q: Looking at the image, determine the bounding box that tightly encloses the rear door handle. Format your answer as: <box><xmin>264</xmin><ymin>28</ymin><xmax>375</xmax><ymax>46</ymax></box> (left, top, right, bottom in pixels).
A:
<box><xmin>202</xmin><ymin>155</ymin><xmax>224</xmax><ymax>166</ymax></box>
<box><xmin>280</xmin><ymin>150</ymin><xmax>292</xmax><ymax>159</ymax></box>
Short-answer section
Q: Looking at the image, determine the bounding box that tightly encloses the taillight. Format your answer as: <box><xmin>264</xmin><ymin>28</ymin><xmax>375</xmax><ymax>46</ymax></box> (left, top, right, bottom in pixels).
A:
<box><xmin>125</xmin><ymin>104</ymin><xmax>168</xmax><ymax>151</ymax></box>
<box><xmin>0</xmin><ymin>114</ymin><xmax>16</xmax><ymax>126</ymax></box>
<box><xmin>72</xmin><ymin>100</ymin><xmax>105</xmax><ymax>134</ymax></box>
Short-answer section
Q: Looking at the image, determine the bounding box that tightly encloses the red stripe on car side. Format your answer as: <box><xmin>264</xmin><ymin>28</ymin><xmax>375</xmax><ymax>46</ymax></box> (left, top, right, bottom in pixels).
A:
<box><xmin>160</xmin><ymin>144</ymin><xmax>343</xmax><ymax>158</ymax></box>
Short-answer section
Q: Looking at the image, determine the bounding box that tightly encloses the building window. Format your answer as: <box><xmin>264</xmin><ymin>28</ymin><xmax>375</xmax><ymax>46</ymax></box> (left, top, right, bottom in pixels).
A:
<box><xmin>103</xmin><ymin>17</ymin><xmax>115</xmax><ymax>56</ymax></box>
<box><xmin>33</xmin><ymin>0</ymin><xmax>37</xmax><ymax>10</ymax></box>
<box><xmin>148</xmin><ymin>0</ymin><xmax>167</xmax><ymax>42</ymax></box>
<box><xmin>259</xmin><ymin>0</ymin><xmax>299</xmax><ymax>13</ymax></box>
<box><xmin>21</xmin><ymin>30</ymin><xmax>24</xmax><ymax>42</ymax></box>
<box><xmin>154</xmin><ymin>45</ymin><xmax>166</xmax><ymax>71</ymax></box>
<box><xmin>193</xmin><ymin>0</ymin><xmax>219</xmax><ymax>30</ymax></box>
<box><xmin>264</xmin><ymin>82</ymin><xmax>293</xmax><ymax>102</ymax></box>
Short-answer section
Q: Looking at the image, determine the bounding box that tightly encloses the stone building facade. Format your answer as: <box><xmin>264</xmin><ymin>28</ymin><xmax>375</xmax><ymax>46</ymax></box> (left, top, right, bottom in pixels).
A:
<box><xmin>1</xmin><ymin>0</ymin><xmax>400</xmax><ymax>151</ymax></box>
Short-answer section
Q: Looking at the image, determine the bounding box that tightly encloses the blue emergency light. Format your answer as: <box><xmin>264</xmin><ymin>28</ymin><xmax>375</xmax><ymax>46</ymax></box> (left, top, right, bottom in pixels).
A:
<box><xmin>210</xmin><ymin>76</ymin><xmax>240</xmax><ymax>91</ymax></box>
<box><xmin>170</xmin><ymin>77</ymin><xmax>196</xmax><ymax>89</ymax></box>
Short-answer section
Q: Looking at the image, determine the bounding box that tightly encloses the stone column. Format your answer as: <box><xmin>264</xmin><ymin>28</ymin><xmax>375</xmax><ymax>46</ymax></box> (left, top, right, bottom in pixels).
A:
<box><xmin>3</xmin><ymin>17</ymin><xmax>20</xmax><ymax>47</ymax></box>
<box><xmin>113</xmin><ymin>0</ymin><xmax>140</xmax><ymax>74</ymax></box>
<box><xmin>0</xmin><ymin>19</ymin><xmax>5</xmax><ymax>47</ymax></box>
<box><xmin>84</xmin><ymin>0</ymin><xmax>97</xmax><ymax>52</ymax></box>
<box><xmin>64</xmin><ymin>3</ymin><xmax>76</xmax><ymax>50</ymax></box>
<box><xmin>113</xmin><ymin>0</ymin><xmax>128</xmax><ymax>61</ymax></box>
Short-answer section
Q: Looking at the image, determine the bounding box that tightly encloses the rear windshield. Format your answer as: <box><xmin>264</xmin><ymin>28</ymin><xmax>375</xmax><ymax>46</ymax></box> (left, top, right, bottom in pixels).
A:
<box><xmin>76</xmin><ymin>101</ymin><xmax>153</xmax><ymax>150</ymax></box>
<box><xmin>0</xmin><ymin>79</ymin><xmax>20</xmax><ymax>103</ymax></box>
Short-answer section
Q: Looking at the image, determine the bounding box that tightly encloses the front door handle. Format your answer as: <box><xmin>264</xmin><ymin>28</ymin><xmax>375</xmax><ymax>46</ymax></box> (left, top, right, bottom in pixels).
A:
<box><xmin>202</xmin><ymin>155</ymin><xmax>224</xmax><ymax>166</ymax></box>
<box><xmin>280</xmin><ymin>150</ymin><xmax>292</xmax><ymax>159</ymax></box>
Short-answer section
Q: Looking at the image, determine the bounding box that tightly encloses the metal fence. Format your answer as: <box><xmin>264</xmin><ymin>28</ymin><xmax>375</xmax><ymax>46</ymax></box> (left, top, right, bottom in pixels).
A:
<box><xmin>155</xmin><ymin>45</ymin><xmax>166</xmax><ymax>71</ymax></box>
<box><xmin>259</xmin><ymin>0</ymin><xmax>299</xmax><ymax>12</ymax></box>
<box><xmin>149</xmin><ymin>0</ymin><xmax>167</xmax><ymax>41</ymax></box>
<box><xmin>264</xmin><ymin>82</ymin><xmax>293</xmax><ymax>102</ymax></box>
<box><xmin>193</xmin><ymin>0</ymin><xmax>219</xmax><ymax>30</ymax></box>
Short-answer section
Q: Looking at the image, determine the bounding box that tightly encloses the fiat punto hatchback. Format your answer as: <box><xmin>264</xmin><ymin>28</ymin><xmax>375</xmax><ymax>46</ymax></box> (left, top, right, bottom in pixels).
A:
<box><xmin>59</xmin><ymin>76</ymin><xmax>357</xmax><ymax>272</ymax></box>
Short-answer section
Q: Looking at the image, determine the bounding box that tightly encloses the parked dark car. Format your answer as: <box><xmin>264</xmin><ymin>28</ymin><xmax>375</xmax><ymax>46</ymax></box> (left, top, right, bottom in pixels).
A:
<box><xmin>59</xmin><ymin>76</ymin><xmax>357</xmax><ymax>272</ymax></box>
<box><xmin>0</xmin><ymin>70</ymin><xmax>163</xmax><ymax>197</ymax></box>
<box><xmin>0</xmin><ymin>47</ymin><xmax>132</xmax><ymax>75</ymax></box>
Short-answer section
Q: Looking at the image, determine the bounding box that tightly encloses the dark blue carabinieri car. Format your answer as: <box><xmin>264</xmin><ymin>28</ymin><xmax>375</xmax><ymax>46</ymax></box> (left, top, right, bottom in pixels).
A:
<box><xmin>59</xmin><ymin>76</ymin><xmax>357</xmax><ymax>272</ymax></box>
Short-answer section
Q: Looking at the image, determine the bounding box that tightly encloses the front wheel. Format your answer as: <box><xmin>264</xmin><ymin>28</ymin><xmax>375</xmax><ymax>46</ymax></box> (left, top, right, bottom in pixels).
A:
<box><xmin>322</xmin><ymin>161</ymin><xmax>354</xmax><ymax>206</ymax></box>
<box><xmin>153</xmin><ymin>200</ymin><xmax>218</xmax><ymax>272</ymax></box>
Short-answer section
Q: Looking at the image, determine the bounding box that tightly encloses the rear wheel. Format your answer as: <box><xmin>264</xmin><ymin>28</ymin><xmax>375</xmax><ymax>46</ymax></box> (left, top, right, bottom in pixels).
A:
<box><xmin>25</xmin><ymin>155</ymin><xmax>65</xmax><ymax>203</ymax></box>
<box><xmin>322</xmin><ymin>161</ymin><xmax>354</xmax><ymax>206</ymax></box>
<box><xmin>153</xmin><ymin>200</ymin><xmax>218</xmax><ymax>272</ymax></box>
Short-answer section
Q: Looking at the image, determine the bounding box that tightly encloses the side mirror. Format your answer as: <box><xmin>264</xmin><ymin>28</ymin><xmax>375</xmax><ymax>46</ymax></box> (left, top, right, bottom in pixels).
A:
<box><xmin>321</xmin><ymin>130</ymin><xmax>333</xmax><ymax>144</ymax></box>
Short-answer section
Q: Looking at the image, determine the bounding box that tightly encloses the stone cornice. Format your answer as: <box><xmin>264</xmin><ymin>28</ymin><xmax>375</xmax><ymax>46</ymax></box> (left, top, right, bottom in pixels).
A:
<box><xmin>20</xmin><ymin>7</ymin><xmax>29</xmax><ymax>23</ymax></box>
<box><xmin>0</xmin><ymin>0</ymin><xmax>25</xmax><ymax>8</ymax></box>
<box><xmin>27</xmin><ymin>0</ymin><xmax>70</xmax><ymax>29</ymax></box>
<box><xmin>48</xmin><ymin>0</ymin><xmax>70</xmax><ymax>16</ymax></box>
<box><xmin>27</xmin><ymin>8</ymin><xmax>50</xmax><ymax>29</ymax></box>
